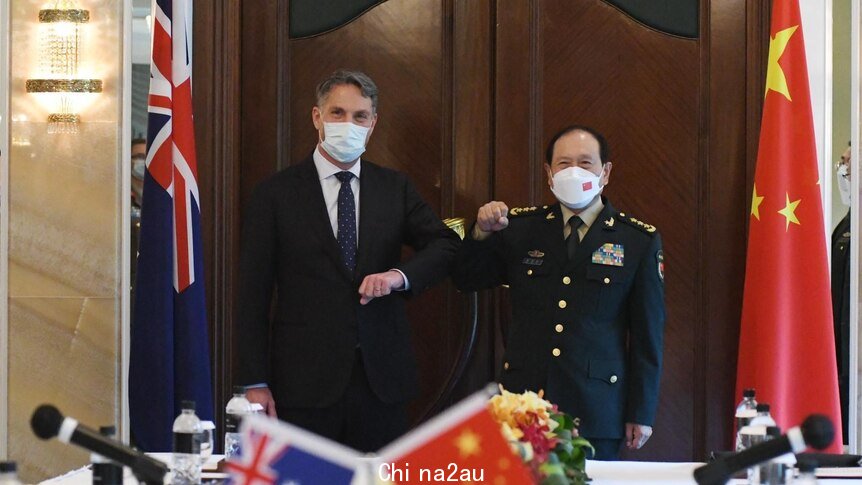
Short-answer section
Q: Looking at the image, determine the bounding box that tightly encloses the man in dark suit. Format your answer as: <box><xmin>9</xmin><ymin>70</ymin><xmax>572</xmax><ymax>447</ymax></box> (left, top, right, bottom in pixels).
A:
<box><xmin>453</xmin><ymin>125</ymin><xmax>665</xmax><ymax>460</ymax></box>
<box><xmin>832</xmin><ymin>142</ymin><xmax>851</xmax><ymax>446</ymax></box>
<box><xmin>237</xmin><ymin>70</ymin><xmax>460</xmax><ymax>452</ymax></box>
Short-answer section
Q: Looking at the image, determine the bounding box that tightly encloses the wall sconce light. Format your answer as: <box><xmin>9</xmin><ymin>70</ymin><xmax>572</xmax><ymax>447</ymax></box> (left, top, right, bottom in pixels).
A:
<box><xmin>25</xmin><ymin>1</ymin><xmax>102</xmax><ymax>134</ymax></box>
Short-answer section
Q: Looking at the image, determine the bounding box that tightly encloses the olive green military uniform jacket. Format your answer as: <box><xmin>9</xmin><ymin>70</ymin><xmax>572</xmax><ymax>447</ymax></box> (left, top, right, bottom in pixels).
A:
<box><xmin>453</xmin><ymin>198</ymin><xmax>665</xmax><ymax>439</ymax></box>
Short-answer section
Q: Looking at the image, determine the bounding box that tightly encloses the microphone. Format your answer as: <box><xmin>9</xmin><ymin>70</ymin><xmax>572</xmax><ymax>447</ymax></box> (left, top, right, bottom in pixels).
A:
<box><xmin>694</xmin><ymin>414</ymin><xmax>834</xmax><ymax>485</ymax></box>
<box><xmin>30</xmin><ymin>404</ymin><xmax>168</xmax><ymax>484</ymax></box>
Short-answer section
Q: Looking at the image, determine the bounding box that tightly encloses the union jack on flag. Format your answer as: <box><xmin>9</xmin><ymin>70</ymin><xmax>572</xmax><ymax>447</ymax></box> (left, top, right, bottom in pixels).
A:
<box><xmin>226</xmin><ymin>416</ymin><xmax>360</xmax><ymax>485</ymax></box>
<box><xmin>129</xmin><ymin>0</ymin><xmax>214</xmax><ymax>452</ymax></box>
<box><xmin>146</xmin><ymin>0</ymin><xmax>198</xmax><ymax>291</ymax></box>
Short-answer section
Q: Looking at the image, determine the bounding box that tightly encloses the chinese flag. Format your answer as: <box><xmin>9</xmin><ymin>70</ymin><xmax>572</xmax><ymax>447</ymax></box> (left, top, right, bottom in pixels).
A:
<box><xmin>380</xmin><ymin>392</ymin><xmax>533</xmax><ymax>484</ymax></box>
<box><xmin>736</xmin><ymin>0</ymin><xmax>842</xmax><ymax>451</ymax></box>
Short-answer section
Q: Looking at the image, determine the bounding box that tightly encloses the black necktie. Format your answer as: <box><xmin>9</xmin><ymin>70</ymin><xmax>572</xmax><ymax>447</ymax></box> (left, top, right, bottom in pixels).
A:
<box><xmin>567</xmin><ymin>216</ymin><xmax>584</xmax><ymax>260</ymax></box>
<box><xmin>335</xmin><ymin>171</ymin><xmax>357</xmax><ymax>272</ymax></box>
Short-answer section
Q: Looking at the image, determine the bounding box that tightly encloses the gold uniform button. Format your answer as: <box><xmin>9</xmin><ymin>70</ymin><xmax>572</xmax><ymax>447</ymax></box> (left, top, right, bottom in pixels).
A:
<box><xmin>562</xmin><ymin>276</ymin><xmax>571</xmax><ymax>285</ymax></box>
<box><xmin>558</xmin><ymin>300</ymin><xmax>567</xmax><ymax>309</ymax></box>
<box><xmin>552</xmin><ymin>348</ymin><xmax>561</xmax><ymax>357</ymax></box>
<box><xmin>504</xmin><ymin>362</ymin><xmax>510</xmax><ymax>370</ymax></box>
<box><xmin>527</xmin><ymin>269</ymin><xmax>533</xmax><ymax>276</ymax></box>
<box><xmin>610</xmin><ymin>375</ymin><xmax>618</xmax><ymax>384</ymax></box>
<box><xmin>555</xmin><ymin>324</ymin><xmax>564</xmax><ymax>333</ymax></box>
<box><xmin>603</xmin><ymin>277</ymin><xmax>611</xmax><ymax>284</ymax></box>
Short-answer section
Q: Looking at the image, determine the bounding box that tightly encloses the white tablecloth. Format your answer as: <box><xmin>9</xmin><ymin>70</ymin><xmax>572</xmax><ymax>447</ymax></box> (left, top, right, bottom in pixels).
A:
<box><xmin>586</xmin><ymin>460</ymin><xmax>862</xmax><ymax>484</ymax></box>
<box><xmin>44</xmin><ymin>457</ymin><xmax>862</xmax><ymax>484</ymax></box>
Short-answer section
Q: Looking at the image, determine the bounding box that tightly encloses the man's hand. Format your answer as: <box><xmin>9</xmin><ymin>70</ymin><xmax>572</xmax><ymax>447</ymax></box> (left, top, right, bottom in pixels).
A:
<box><xmin>359</xmin><ymin>270</ymin><xmax>405</xmax><ymax>305</ymax></box>
<box><xmin>473</xmin><ymin>201</ymin><xmax>510</xmax><ymax>240</ymax></box>
<box><xmin>625</xmin><ymin>423</ymin><xmax>653</xmax><ymax>450</ymax></box>
<box><xmin>246</xmin><ymin>387</ymin><xmax>277</xmax><ymax>418</ymax></box>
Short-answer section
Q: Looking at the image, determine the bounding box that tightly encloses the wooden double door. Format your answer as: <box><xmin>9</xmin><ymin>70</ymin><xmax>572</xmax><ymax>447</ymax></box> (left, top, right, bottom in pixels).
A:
<box><xmin>192</xmin><ymin>0</ymin><xmax>770</xmax><ymax>460</ymax></box>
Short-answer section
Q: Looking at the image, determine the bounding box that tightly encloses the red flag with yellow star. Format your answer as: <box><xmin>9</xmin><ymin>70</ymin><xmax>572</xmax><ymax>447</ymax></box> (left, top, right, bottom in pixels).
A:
<box><xmin>378</xmin><ymin>390</ymin><xmax>532</xmax><ymax>484</ymax></box>
<box><xmin>736</xmin><ymin>0</ymin><xmax>842</xmax><ymax>451</ymax></box>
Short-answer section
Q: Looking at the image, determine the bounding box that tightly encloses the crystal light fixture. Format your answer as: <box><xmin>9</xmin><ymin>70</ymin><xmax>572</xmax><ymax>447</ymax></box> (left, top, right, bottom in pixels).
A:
<box><xmin>25</xmin><ymin>1</ymin><xmax>102</xmax><ymax>134</ymax></box>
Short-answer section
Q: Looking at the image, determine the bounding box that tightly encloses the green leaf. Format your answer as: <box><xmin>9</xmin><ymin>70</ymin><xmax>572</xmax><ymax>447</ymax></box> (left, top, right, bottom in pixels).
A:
<box><xmin>540</xmin><ymin>474</ymin><xmax>571</xmax><ymax>485</ymax></box>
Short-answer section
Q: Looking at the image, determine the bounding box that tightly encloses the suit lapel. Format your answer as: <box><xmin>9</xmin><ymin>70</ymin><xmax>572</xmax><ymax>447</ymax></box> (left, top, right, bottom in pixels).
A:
<box><xmin>355</xmin><ymin>163</ymin><xmax>380</xmax><ymax>280</ymax></box>
<box><xmin>297</xmin><ymin>159</ymin><xmax>354</xmax><ymax>282</ymax></box>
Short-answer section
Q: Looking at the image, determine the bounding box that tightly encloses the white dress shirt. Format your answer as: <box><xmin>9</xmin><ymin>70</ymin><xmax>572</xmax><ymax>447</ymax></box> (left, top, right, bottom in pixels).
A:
<box><xmin>313</xmin><ymin>146</ymin><xmax>361</xmax><ymax>243</ymax></box>
<box><xmin>312</xmin><ymin>145</ymin><xmax>409</xmax><ymax>289</ymax></box>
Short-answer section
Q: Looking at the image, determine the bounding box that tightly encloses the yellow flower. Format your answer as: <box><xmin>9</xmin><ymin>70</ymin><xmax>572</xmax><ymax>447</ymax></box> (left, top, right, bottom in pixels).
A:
<box><xmin>489</xmin><ymin>386</ymin><xmax>559</xmax><ymax>437</ymax></box>
<box><xmin>499</xmin><ymin>422</ymin><xmax>524</xmax><ymax>441</ymax></box>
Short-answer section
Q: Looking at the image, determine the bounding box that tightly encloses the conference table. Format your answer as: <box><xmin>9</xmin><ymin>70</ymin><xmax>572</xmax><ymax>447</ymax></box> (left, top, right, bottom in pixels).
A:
<box><xmin>43</xmin><ymin>456</ymin><xmax>862</xmax><ymax>484</ymax></box>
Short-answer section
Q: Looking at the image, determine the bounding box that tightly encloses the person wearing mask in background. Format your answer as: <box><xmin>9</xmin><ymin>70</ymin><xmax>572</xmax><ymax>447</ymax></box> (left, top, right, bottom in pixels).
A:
<box><xmin>130</xmin><ymin>137</ymin><xmax>146</xmax><ymax>308</ymax></box>
<box><xmin>832</xmin><ymin>142</ymin><xmax>851</xmax><ymax>447</ymax></box>
<box><xmin>236</xmin><ymin>69</ymin><xmax>461</xmax><ymax>452</ymax></box>
<box><xmin>131</xmin><ymin>137</ymin><xmax>147</xmax><ymax>210</ymax></box>
<box><xmin>453</xmin><ymin>125</ymin><xmax>665</xmax><ymax>460</ymax></box>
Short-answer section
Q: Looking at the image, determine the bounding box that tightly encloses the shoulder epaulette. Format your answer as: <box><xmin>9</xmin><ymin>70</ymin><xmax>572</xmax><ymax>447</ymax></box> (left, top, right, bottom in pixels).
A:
<box><xmin>615</xmin><ymin>211</ymin><xmax>657</xmax><ymax>235</ymax></box>
<box><xmin>508</xmin><ymin>205</ymin><xmax>550</xmax><ymax>218</ymax></box>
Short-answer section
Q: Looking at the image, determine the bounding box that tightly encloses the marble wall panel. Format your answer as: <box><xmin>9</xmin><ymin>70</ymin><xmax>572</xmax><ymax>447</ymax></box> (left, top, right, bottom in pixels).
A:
<box><xmin>8</xmin><ymin>297</ymin><xmax>118</xmax><ymax>481</ymax></box>
<box><xmin>7</xmin><ymin>0</ymin><xmax>124</xmax><ymax>481</ymax></box>
<box><xmin>8</xmin><ymin>123</ymin><xmax>119</xmax><ymax>298</ymax></box>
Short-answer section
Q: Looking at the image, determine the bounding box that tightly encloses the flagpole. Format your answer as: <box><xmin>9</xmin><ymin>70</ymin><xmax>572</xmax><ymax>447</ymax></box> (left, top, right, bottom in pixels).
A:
<box><xmin>849</xmin><ymin>0</ymin><xmax>860</xmax><ymax>454</ymax></box>
<box><xmin>120</xmin><ymin>0</ymin><xmax>134</xmax><ymax>447</ymax></box>
<box><xmin>0</xmin><ymin>0</ymin><xmax>9</xmax><ymax>460</ymax></box>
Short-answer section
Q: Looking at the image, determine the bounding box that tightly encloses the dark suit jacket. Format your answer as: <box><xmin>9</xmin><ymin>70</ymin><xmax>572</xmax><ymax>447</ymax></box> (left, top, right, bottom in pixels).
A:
<box><xmin>831</xmin><ymin>210</ymin><xmax>850</xmax><ymax>443</ymax></box>
<box><xmin>237</xmin><ymin>156</ymin><xmax>460</xmax><ymax>408</ymax></box>
<box><xmin>452</xmin><ymin>199</ymin><xmax>665</xmax><ymax>439</ymax></box>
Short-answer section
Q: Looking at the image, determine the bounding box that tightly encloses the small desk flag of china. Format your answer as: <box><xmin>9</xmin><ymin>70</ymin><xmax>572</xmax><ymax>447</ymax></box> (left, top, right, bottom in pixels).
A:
<box><xmin>736</xmin><ymin>0</ymin><xmax>842</xmax><ymax>452</ymax></box>
<box><xmin>378</xmin><ymin>388</ymin><xmax>533</xmax><ymax>484</ymax></box>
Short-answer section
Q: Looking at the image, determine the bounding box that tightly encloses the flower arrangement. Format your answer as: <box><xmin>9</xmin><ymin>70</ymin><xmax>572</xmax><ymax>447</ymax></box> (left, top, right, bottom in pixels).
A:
<box><xmin>489</xmin><ymin>387</ymin><xmax>594</xmax><ymax>484</ymax></box>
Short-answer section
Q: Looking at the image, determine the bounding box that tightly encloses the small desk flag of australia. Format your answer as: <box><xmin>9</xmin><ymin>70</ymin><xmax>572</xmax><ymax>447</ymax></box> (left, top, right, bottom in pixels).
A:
<box><xmin>226</xmin><ymin>415</ymin><xmax>363</xmax><ymax>485</ymax></box>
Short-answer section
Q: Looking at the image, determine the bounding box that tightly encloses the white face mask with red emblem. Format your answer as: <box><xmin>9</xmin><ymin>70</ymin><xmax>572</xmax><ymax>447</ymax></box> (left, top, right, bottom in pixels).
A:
<box><xmin>550</xmin><ymin>166</ymin><xmax>603</xmax><ymax>209</ymax></box>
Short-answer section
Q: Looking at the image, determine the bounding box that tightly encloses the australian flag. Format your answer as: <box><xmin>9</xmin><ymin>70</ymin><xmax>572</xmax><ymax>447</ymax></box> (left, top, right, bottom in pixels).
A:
<box><xmin>129</xmin><ymin>0</ymin><xmax>214</xmax><ymax>451</ymax></box>
<box><xmin>226</xmin><ymin>416</ymin><xmax>360</xmax><ymax>485</ymax></box>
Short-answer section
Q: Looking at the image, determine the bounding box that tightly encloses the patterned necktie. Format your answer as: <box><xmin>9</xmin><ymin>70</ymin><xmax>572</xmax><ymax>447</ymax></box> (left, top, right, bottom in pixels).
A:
<box><xmin>335</xmin><ymin>171</ymin><xmax>357</xmax><ymax>272</ymax></box>
<box><xmin>567</xmin><ymin>216</ymin><xmax>584</xmax><ymax>260</ymax></box>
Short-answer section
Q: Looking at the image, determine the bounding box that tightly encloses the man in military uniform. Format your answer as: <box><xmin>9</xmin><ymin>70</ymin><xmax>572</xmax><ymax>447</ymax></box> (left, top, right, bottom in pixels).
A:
<box><xmin>832</xmin><ymin>142</ymin><xmax>851</xmax><ymax>445</ymax></box>
<box><xmin>453</xmin><ymin>125</ymin><xmax>665</xmax><ymax>460</ymax></box>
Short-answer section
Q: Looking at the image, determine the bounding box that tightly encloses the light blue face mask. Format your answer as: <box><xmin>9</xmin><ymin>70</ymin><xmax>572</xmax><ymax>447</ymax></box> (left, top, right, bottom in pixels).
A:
<box><xmin>320</xmin><ymin>122</ymin><xmax>370</xmax><ymax>163</ymax></box>
<box><xmin>132</xmin><ymin>156</ymin><xmax>146</xmax><ymax>179</ymax></box>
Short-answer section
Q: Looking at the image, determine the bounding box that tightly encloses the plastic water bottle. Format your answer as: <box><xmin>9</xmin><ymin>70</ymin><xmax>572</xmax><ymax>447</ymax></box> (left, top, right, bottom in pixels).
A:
<box><xmin>200</xmin><ymin>421</ymin><xmax>215</xmax><ymax>462</ymax></box>
<box><xmin>745</xmin><ymin>403</ymin><xmax>776</xmax><ymax>451</ymax></box>
<box><xmin>735</xmin><ymin>388</ymin><xmax>758</xmax><ymax>451</ymax></box>
<box><xmin>0</xmin><ymin>462</ymin><xmax>23</xmax><ymax>485</ymax></box>
<box><xmin>794</xmin><ymin>458</ymin><xmax>818</xmax><ymax>485</ymax></box>
<box><xmin>92</xmin><ymin>426</ymin><xmax>123</xmax><ymax>485</ymax></box>
<box><xmin>758</xmin><ymin>426</ymin><xmax>794</xmax><ymax>484</ymax></box>
<box><xmin>224</xmin><ymin>386</ymin><xmax>252</xmax><ymax>460</ymax></box>
<box><xmin>172</xmin><ymin>400</ymin><xmax>202</xmax><ymax>485</ymax></box>
<box><xmin>740</xmin><ymin>403</ymin><xmax>775</xmax><ymax>483</ymax></box>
